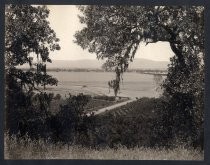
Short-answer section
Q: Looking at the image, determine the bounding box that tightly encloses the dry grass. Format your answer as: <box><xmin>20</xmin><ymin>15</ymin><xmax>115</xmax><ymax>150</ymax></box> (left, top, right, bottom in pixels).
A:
<box><xmin>4</xmin><ymin>135</ymin><xmax>203</xmax><ymax>160</ymax></box>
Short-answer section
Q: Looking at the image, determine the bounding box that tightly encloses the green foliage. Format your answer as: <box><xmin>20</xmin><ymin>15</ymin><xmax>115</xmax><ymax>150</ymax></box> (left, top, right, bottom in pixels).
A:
<box><xmin>74</xmin><ymin>6</ymin><xmax>204</xmax><ymax>148</ymax></box>
<box><xmin>46</xmin><ymin>94</ymin><xmax>92</xmax><ymax>144</ymax></box>
<box><xmin>5</xmin><ymin>5</ymin><xmax>61</xmax><ymax>138</ymax></box>
<box><xmin>91</xmin><ymin>98</ymin><xmax>160</xmax><ymax>148</ymax></box>
<box><xmin>160</xmin><ymin>55</ymin><xmax>204</xmax><ymax>148</ymax></box>
<box><xmin>6</xmin><ymin>90</ymin><xmax>54</xmax><ymax>138</ymax></box>
<box><xmin>5</xmin><ymin>5</ymin><xmax>204</xmax><ymax>151</ymax></box>
<box><xmin>5</xmin><ymin>5</ymin><xmax>60</xmax><ymax>66</ymax></box>
<box><xmin>5</xmin><ymin>5</ymin><xmax>60</xmax><ymax>92</ymax></box>
<box><xmin>93</xmin><ymin>95</ymin><xmax>116</xmax><ymax>101</ymax></box>
<box><xmin>75</xmin><ymin>6</ymin><xmax>203</xmax><ymax>71</ymax></box>
<box><xmin>6</xmin><ymin>91</ymin><xmax>92</xmax><ymax>144</ymax></box>
<box><xmin>5</xmin><ymin>92</ymin><xmax>204</xmax><ymax>149</ymax></box>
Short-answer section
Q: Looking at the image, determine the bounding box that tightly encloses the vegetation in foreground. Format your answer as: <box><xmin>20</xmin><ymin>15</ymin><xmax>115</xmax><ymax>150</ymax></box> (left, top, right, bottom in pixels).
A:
<box><xmin>4</xmin><ymin>5</ymin><xmax>204</xmax><ymax>160</ymax></box>
<box><xmin>5</xmin><ymin>94</ymin><xmax>204</xmax><ymax>159</ymax></box>
<box><xmin>4</xmin><ymin>134</ymin><xmax>203</xmax><ymax>160</ymax></box>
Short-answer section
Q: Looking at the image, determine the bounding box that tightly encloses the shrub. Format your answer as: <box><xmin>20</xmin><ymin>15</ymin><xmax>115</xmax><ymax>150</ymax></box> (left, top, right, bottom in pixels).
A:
<box><xmin>93</xmin><ymin>95</ymin><xmax>116</xmax><ymax>101</ymax></box>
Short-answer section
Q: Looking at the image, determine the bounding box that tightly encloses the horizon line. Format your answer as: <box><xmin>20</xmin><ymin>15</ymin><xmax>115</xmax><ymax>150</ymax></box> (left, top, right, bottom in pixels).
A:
<box><xmin>50</xmin><ymin>58</ymin><xmax>170</xmax><ymax>62</ymax></box>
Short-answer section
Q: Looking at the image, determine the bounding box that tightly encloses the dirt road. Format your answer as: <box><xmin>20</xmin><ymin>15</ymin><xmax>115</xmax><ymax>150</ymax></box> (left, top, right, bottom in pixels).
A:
<box><xmin>88</xmin><ymin>98</ymin><xmax>136</xmax><ymax>115</ymax></box>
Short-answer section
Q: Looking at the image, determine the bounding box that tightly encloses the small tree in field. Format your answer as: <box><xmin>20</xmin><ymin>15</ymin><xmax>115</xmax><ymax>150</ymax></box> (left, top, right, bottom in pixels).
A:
<box><xmin>108</xmin><ymin>67</ymin><xmax>121</xmax><ymax>97</ymax></box>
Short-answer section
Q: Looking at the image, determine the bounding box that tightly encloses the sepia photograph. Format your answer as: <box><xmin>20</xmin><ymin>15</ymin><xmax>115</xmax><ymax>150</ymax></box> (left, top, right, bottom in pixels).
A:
<box><xmin>4</xmin><ymin>4</ymin><xmax>204</xmax><ymax>160</ymax></box>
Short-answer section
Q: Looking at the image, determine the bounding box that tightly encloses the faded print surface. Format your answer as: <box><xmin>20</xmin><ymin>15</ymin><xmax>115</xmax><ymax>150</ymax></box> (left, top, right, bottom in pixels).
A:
<box><xmin>4</xmin><ymin>5</ymin><xmax>204</xmax><ymax>160</ymax></box>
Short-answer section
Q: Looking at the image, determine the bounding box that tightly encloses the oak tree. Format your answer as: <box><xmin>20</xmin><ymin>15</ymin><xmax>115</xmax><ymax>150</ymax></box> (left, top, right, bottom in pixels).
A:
<box><xmin>5</xmin><ymin>5</ymin><xmax>60</xmax><ymax>134</ymax></box>
<box><xmin>74</xmin><ymin>6</ymin><xmax>204</xmax><ymax>146</ymax></box>
<box><xmin>5</xmin><ymin>5</ymin><xmax>60</xmax><ymax>92</ymax></box>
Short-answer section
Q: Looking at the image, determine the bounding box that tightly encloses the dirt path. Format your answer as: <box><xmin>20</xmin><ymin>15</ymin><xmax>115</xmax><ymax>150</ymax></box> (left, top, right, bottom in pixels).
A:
<box><xmin>88</xmin><ymin>98</ymin><xmax>136</xmax><ymax>115</ymax></box>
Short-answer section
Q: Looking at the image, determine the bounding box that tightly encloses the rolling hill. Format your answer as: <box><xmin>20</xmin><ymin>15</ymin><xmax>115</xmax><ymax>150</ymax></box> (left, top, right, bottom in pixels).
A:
<box><xmin>46</xmin><ymin>58</ymin><xmax>169</xmax><ymax>70</ymax></box>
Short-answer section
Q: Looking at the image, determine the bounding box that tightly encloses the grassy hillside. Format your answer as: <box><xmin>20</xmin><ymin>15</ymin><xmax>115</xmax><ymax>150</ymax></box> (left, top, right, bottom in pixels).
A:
<box><xmin>90</xmin><ymin>98</ymin><xmax>163</xmax><ymax>148</ymax></box>
<box><xmin>5</xmin><ymin>134</ymin><xmax>203</xmax><ymax>160</ymax></box>
<box><xmin>101</xmin><ymin>97</ymin><xmax>158</xmax><ymax>117</ymax></box>
<box><xmin>5</xmin><ymin>94</ymin><xmax>203</xmax><ymax>159</ymax></box>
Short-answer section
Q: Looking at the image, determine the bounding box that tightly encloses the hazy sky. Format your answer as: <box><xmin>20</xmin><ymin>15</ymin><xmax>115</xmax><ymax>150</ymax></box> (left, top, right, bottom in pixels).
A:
<box><xmin>47</xmin><ymin>5</ymin><xmax>174</xmax><ymax>62</ymax></box>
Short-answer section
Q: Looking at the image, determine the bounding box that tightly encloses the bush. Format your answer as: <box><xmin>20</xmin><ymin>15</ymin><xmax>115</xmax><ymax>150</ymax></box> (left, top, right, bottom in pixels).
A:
<box><xmin>6</xmin><ymin>90</ymin><xmax>203</xmax><ymax>150</ymax></box>
<box><xmin>160</xmin><ymin>52</ymin><xmax>204</xmax><ymax>149</ymax></box>
<box><xmin>80</xmin><ymin>98</ymin><xmax>163</xmax><ymax>148</ymax></box>
<box><xmin>47</xmin><ymin>93</ymin><xmax>92</xmax><ymax>144</ymax></box>
<box><xmin>6</xmin><ymin>91</ymin><xmax>55</xmax><ymax>139</ymax></box>
<box><xmin>151</xmin><ymin>95</ymin><xmax>204</xmax><ymax>149</ymax></box>
<box><xmin>93</xmin><ymin>95</ymin><xmax>116</xmax><ymax>101</ymax></box>
<box><xmin>54</xmin><ymin>93</ymin><xmax>61</xmax><ymax>100</ymax></box>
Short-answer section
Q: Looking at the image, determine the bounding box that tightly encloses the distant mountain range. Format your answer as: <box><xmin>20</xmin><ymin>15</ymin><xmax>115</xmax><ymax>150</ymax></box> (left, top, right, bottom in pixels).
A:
<box><xmin>46</xmin><ymin>58</ymin><xmax>169</xmax><ymax>70</ymax></box>
<box><xmin>128</xmin><ymin>58</ymin><xmax>169</xmax><ymax>69</ymax></box>
<box><xmin>19</xmin><ymin>58</ymin><xmax>169</xmax><ymax>70</ymax></box>
<box><xmin>46</xmin><ymin>59</ymin><xmax>104</xmax><ymax>69</ymax></box>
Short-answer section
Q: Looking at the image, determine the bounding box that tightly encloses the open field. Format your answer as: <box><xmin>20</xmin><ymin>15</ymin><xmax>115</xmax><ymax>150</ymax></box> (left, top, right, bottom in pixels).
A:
<box><xmin>85</xmin><ymin>98</ymin><xmax>129</xmax><ymax>112</ymax></box>
<box><xmin>4</xmin><ymin>135</ymin><xmax>203</xmax><ymax>160</ymax></box>
<box><xmin>48</xmin><ymin>95</ymin><xmax>130</xmax><ymax>114</ymax></box>
<box><xmin>47</xmin><ymin>72</ymin><xmax>164</xmax><ymax>98</ymax></box>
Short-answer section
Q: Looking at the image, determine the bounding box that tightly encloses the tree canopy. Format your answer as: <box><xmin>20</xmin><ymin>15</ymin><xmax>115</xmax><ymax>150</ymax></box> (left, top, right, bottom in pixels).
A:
<box><xmin>5</xmin><ymin>5</ymin><xmax>60</xmax><ymax>92</ymax></box>
<box><xmin>5</xmin><ymin>5</ymin><xmax>61</xmax><ymax>133</ymax></box>
<box><xmin>75</xmin><ymin>5</ymin><xmax>204</xmax><ymax>96</ymax></box>
<box><xmin>75</xmin><ymin>6</ymin><xmax>204</xmax><ymax>145</ymax></box>
<box><xmin>75</xmin><ymin>6</ymin><xmax>203</xmax><ymax>71</ymax></box>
